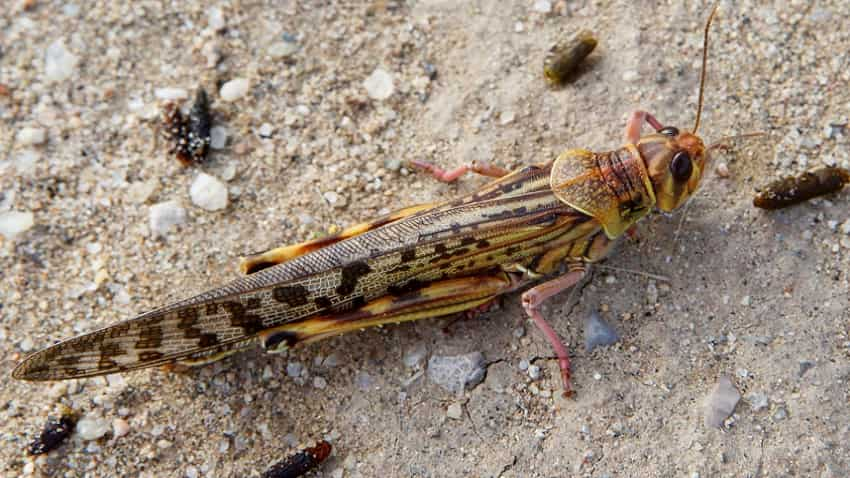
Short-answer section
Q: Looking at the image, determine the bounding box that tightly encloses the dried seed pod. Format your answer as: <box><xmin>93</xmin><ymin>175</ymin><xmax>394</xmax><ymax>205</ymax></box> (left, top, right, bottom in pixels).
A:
<box><xmin>28</xmin><ymin>409</ymin><xmax>77</xmax><ymax>455</ymax></box>
<box><xmin>753</xmin><ymin>167</ymin><xmax>850</xmax><ymax>210</ymax></box>
<box><xmin>543</xmin><ymin>30</ymin><xmax>598</xmax><ymax>85</ymax></box>
<box><xmin>161</xmin><ymin>88</ymin><xmax>212</xmax><ymax>166</ymax></box>
<box><xmin>261</xmin><ymin>440</ymin><xmax>332</xmax><ymax>478</ymax></box>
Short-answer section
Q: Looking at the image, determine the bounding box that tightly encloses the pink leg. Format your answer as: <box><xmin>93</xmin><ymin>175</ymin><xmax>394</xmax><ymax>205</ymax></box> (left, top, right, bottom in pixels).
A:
<box><xmin>521</xmin><ymin>265</ymin><xmax>588</xmax><ymax>397</ymax></box>
<box><xmin>409</xmin><ymin>159</ymin><xmax>510</xmax><ymax>183</ymax></box>
<box><xmin>624</xmin><ymin>110</ymin><xmax>664</xmax><ymax>144</ymax></box>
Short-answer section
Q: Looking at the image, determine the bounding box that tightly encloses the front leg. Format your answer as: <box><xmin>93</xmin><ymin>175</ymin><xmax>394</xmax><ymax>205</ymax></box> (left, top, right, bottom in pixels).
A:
<box><xmin>624</xmin><ymin>110</ymin><xmax>664</xmax><ymax>144</ymax></box>
<box><xmin>521</xmin><ymin>262</ymin><xmax>589</xmax><ymax>397</ymax></box>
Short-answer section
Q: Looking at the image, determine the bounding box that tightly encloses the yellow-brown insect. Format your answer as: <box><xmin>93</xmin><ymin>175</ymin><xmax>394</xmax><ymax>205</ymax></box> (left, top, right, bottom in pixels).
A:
<box><xmin>13</xmin><ymin>7</ymin><xmax>721</xmax><ymax>396</ymax></box>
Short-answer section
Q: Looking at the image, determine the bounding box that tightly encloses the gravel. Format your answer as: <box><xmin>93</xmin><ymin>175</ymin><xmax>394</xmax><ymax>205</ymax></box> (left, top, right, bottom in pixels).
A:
<box><xmin>427</xmin><ymin>352</ymin><xmax>486</xmax><ymax>394</ymax></box>
<box><xmin>0</xmin><ymin>210</ymin><xmax>34</xmax><ymax>240</ymax></box>
<box><xmin>363</xmin><ymin>68</ymin><xmax>395</xmax><ymax>100</ymax></box>
<box><xmin>189</xmin><ymin>173</ymin><xmax>228</xmax><ymax>211</ymax></box>
<box><xmin>704</xmin><ymin>376</ymin><xmax>741</xmax><ymax>429</ymax></box>
<box><xmin>15</xmin><ymin>127</ymin><xmax>46</xmax><ymax>146</ymax></box>
<box><xmin>220</xmin><ymin>78</ymin><xmax>251</xmax><ymax>102</ymax></box>
<box><xmin>584</xmin><ymin>312</ymin><xmax>620</xmax><ymax>352</ymax></box>
<box><xmin>75</xmin><ymin>416</ymin><xmax>110</xmax><ymax>441</ymax></box>
<box><xmin>44</xmin><ymin>39</ymin><xmax>77</xmax><ymax>82</ymax></box>
<box><xmin>149</xmin><ymin>200</ymin><xmax>187</xmax><ymax>237</ymax></box>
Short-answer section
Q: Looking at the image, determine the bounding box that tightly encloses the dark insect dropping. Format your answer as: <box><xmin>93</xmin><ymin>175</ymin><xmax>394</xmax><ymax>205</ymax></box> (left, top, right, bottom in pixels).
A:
<box><xmin>27</xmin><ymin>410</ymin><xmax>77</xmax><ymax>455</ymax></box>
<box><xmin>261</xmin><ymin>440</ymin><xmax>332</xmax><ymax>478</ymax></box>
<box><xmin>753</xmin><ymin>167</ymin><xmax>850</xmax><ymax>210</ymax></box>
<box><xmin>162</xmin><ymin>88</ymin><xmax>212</xmax><ymax>166</ymax></box>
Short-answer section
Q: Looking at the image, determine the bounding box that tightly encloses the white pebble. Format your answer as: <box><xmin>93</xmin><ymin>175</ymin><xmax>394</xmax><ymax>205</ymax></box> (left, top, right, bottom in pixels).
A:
<box><xmin>704</xmin><ymin>376</ymin><xmax>741</xmax><ymax>428</ymax></box>
<box><xmin>210</xmin><ymin>126</ymin><xmax>228</xmax><ymax>149</ymax></box>
<box><xmin>499</xmin><ymin>111</ymin><xmax>516</xmax><ymax>125</ymax></box>
<box><xmin>220</xmin><ymin>78</ymin><xmax>250</xmax><ymax>102</ymax></box>
<box><xmin>0</xmin><ymin>210</ymin><xmax>35</xmax><ymax>239</ymax></box>
<box><xmin>44</xmin><ymin>39</ymin><xmax>78</xmax><ymax>82</ymax></box>
<box><xmin>403</xmin><ymin>344</ymin><xmax>428</xmax><ymax>369</ymax></box>
<box><xmin>532</xmin><ymin>0</ymin><xmax>552</xmax><ymax>13</ymax></box>
<box><xmin>622</xmin><ymin>70</ymin><xmax>639</xmax><ymax>82</ymax></box>
<box><xmin>841</xmin><ymin>220</ymin><xmax>850</xmax><ymax>235</ymax></box>
<box><xmin>207</xmin><ymin>7</ymin><xmax>225</xmax><ymax>30</ymax></box>
<box><xmin>76</xmin><ymin>415</ymin><xmax>110</xmax><ymax>440</ymax></box>
<box><xmin>15</xmin><ymin>150</ymin><xmax>40</xmax><ymax>175</ymax></box>
<box><xmin>268</xmin><ymin>40</ymin><xmax>299</xmax><ymax>59</ymax></box>
<box><xmin>112</xmin><ymin>418</ymin><xmax>130</xmax><ymax>438</ymax></box>
<box><xmin>527</xmin><ymin>364</ymin><xmax>542</xmax><ymax>380</ymax></box>
<box><xmin>363</xmin><ymin>68</ymin><xmax>395</xmax><ymax>100</ymax></box>
<box><xmin>740</xmin><ymin>295</ymin><xmax>751</xmax><ymax>307</ymax></box>
<box><xmin>154</xmin><ymin>87</ymin><xmax>189</xmax><ymax>101</ymax></box>
<box><xmin>446</xmin><ymin>402</ymin><xmax>463</xmax><ymax>420</ymax></box>
<box><xmin>190</xmin><ymin>173</ymin><xmax>228</xmax><ymax>211</ymax></box>
<box><xmin>19</xmin><ymin>337</ymin><xmax>34</xmax><ymax>352</ymax></box>
<box><xmin>127</xmin><ymin>180</ymin><xmax>158</xmax><ymax>204</ymax></box>
<box><xmin>149</xmin><ymin>200</ymin><xmax>187</xmax><ymax>237</ymax></box>
<box><xmin>185</xmin><ymin>466</ymin><xmax>199</xmax><ymax>478</ymax></box>
<box><xmin>313</xmin><ymin>376</ymin><xmax>327</xmax><ymax>389</ymax></box>
<box><xmin>16</xmin><ymin>127</ymin><xmax>46</xmax><ymax>146</ymax></box>
<box><xmin>258</xmin><ymin>123</ymin><xmax>274</xmax><ymax>138</ymax></box>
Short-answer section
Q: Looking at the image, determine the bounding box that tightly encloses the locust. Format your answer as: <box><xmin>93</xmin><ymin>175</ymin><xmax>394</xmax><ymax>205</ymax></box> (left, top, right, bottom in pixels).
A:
<box><xmin>14</xmin><ymin>7</ymin><xmax>722</xmax><ymax>396</ymax></box>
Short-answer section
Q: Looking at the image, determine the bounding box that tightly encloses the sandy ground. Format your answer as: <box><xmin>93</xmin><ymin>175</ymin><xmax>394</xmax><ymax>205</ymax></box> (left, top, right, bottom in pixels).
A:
<box><xmin>2</xmin><ymin>1</ymin><xmax>849</xmax><ymax>477</ymax></box>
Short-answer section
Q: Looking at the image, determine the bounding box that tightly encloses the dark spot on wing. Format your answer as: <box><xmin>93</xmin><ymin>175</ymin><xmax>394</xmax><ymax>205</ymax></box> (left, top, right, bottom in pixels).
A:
<box><xmin>400</xmin><ymin>249</ymin><xmax>416</xmax><ymax>263</ymax></box>
<box><xmin>136</xmin><ymin>325</ymin><xmax>163</xmax><ymax>349</ymax></box>
<box><xmin>272</xmin><ymin>285</ymin><xmax>310</xmax><ymax>307</ymax></box>
<box><xmin>223</xmin><ymin>301</ymin><xmax>264</xmax><ymax>335</ymax></box>
<box><xmin>336</xmin><ymin>261</ymin><xmax>372</xmax><ymax>296</ymax></box>
<box><xmin>262</xmin><ymin>330</ymin><xmax>299</xmax><ymax>351</ymax></box>
<box><xmin>314</xmin><ymin>296</ymin><xmax>333</xmax><ymax>312</ymax></box>
<box><xmin>139</xmin><ymin>351</ymin><xmax>164</xmax><ymax>362</ymax></box>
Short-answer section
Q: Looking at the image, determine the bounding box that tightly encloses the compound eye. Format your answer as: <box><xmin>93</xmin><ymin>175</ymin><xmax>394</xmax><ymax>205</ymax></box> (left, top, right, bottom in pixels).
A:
<box><xmin>670</xmin><ymin>151</ymin><xmax>693</xmax><ymax>181</ymax></box>
<box><xmin>659</xmin><ymin>126</ymin><xmax>679</xmax><ymax>137</ymax></box>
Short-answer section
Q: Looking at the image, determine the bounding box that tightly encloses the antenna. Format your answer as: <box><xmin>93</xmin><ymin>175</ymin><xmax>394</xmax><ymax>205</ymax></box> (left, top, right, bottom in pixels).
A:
<box><xmin>693</xmin><ymin>4</ymin><xmax>719</xmax><ymax>134</ymax></box>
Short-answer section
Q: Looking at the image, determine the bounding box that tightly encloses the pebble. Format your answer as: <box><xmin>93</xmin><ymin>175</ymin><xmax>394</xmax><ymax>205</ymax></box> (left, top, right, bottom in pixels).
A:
<box><xmin>0</xmin><ymin>210</ymin><xmax>34</xmax><ymax>239</ymax></box>
<box><xmin>646</xmin><ymin>280</ymin><xmax>659</xmax><ymax>305</ymax></box>
<box><xmin>313</xmin><ymin>377</ymin><xmax>327</xmax><ymax>389</ymax></box>
<box><xmin>446</xmin><ymin>402</ymin><xmax>463</xmax><ymax>420</ymax></box>
<box><xmin>403</xmin><ymin>344</ymin><xmax>428</xmax><ymax>369</ymax></box>
<box><xmin>704</xmin><ymin>376</ymin><xmax>740</xmax><ymax>428</ymax></box>
<box><xmin>16</xmin><ymin>127</ymin><xmax>46</xmax><ymax>146</ymax></box>
<box><xmin>44</xmin><ymin>39</ymin><xmax>78</xmax><ymax>82</ymax></box>
<box><xmin>363</xmin><ymin>68</ymin><xmax>395</xmax><ymax>100</ymax></box>
<box><xmin>532</xmin><ymin>0</ymin><xmax>552</xmax><ymax>13</ymax></box>
<box><xmin>190</xmin><ymin>173</ymin><xmax>228</xmax><ymax>211</ymax></box>
<box><xmin>772</xmin><ymin>406</ymin><xmax>788</xmax><ymax>421</ymax></box>
<box><xmin>746</xmin><ymin>392</ymin><xmax>769</xmax><ymax>411</ymax></box>
<box><xmin>258</xmin><ymin>123</ymin><xmax>274</xmax><ymax>138</ymax></box>
<box><xmin>499</xmin><ymin>110</ymin><xmax>516</xmax><ymax>125</ymax></box>
<box><xmin>209</xmin><ymin>126</ymin><xmax>228</xmax><ymax>149</ymax></box>
<box><xmin>622</xmin><ymin>70</ymin><xmax>639</xmax><ymax>82</ymax></box>
<box><xmin>286</xmin><ymin>361</ymin><xmax>304</xmax><ymax>378</ymax></box>
<box><xmin>268</xmin><ymin>40</ymin><xmax>299</xmax><ymax>59</ymax></box>
<box><xmin>427</xmin><ymin>352</ymin><xmax>486</xmax><ymax>393</ymax></box>
<box><xmin>220</xmin><ymin>78</ymin><xmax>251</xmax><ymax>102</ymax></box>
<box><xmin>112</xmin><ymin>418</ymin><xmax>130</xmax><ymax>438</ymax></box>
<box><xmin>322</xmin><ymin>191</ymin><xmax>348</xmax><ymax>208</ymax></box>
<box><xmin>527</xmin><ymin>364</ymin><xmax>542</xmax><ymax>380</ymax></box>
<box><xmin>207</xmin><ymin>7</ymin><xmax>225</xmax><ymax>30</ymax></box>
<box><xmin>355</xmin><ymin>371</ymin><xmax>372</xmax><ymax>390</ymax></box>
<box><xmin>840</xmin><ymin>220</ymin><xmax>850</xmax><ymax>235</ymax></box>
<box><xmin>126</xmin><ymin>180</ymin><xmax>158</xmax><ymax>204</ymax></box>
<box><xmin>149</xmin><ymin>200</ymin><xmax>186</xmax><ymax>237</ymax></box>
<box><xmin>584</xmin><ymin>312</ymin><xmax>620</xmax><ymax>352</ymax></box>
<box><xmin>76</xmin><ymin>415</ymin><xmax>110</xmax><ymax>441</ymax></box>
<box><xmin>798</xmin><ymin>360</ymin><xmax>815</xmax><ymax>377</ymax></box>
<box><xmin>740</xmin><ymin>295</ymin><xmax>751</xmax><ymax>307</ymax></box>
<box><xmin>15</xmin><ymin>150</ymin><xmax>39</xmax><ymax>174</ymax></box>
<box><xmin>185</xmin><ymin>465</ymin><xmax>199</xmax><ymax>478</ymax></box>
<box><xmin>715</xmin><ymin>162</ymin><xmax>730</xmax><ymax>178</ymax></box>
<box><xmin>518</xmin><ymin>359</ymin><xmax>530</xmax><ymax>371</ymax></box>
<box><xmin>154</xmin><ymin>87</ymin><xmax>189</xmax><ymax>101</ymax></box>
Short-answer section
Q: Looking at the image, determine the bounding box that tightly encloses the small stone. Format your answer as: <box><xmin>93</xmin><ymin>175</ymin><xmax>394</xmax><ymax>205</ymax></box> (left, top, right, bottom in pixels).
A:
<box><xmin>384</xmin><ymin>158</ymin><xmax>402</xmax><ymax>171</ymax></box>
<box><xmin>840</xmin><ymin>220</ymin><xmax>850</xmax><ymax>235</ymax></box>
<box><xmin>76</xmin><ymin>415</ymin><xmax>110</xmax><ymax>441</ymax></box>
<box><xmin>446</xmin><ymin>402</ymin><xmax>463</xmax><ymax>420</ymax></box>
<box><xmin>518</xmin><ymin>359</ymin><xmax>529</xmax><ymax>371</ymax></box>
<box><xmin>704</xmin><ymin>376</ymin><xmax>740</xmax><ymax>428</ymax></box>
<box><xmin>154</xmin><ymin>87</ymin><xmax>189</xmax><ymax>101</ymax></box>
<box><xmin>207</xmin><ymin>7</ymin><xmax>225</xmax><ymax>30</ymax></box>
<box><xmin>403</xmin><ymin>344</ymin><xmax>428</xmax><ymax>369</ymax></box>
<box><xmin>740</xmin><ymin>295</ymin><xmax>751</xmax><ymax>307</ymax></box>
<box><xmin>16</xmin><ymin>127</ymin><xmax>46</xmax><ymax>146</ymax></box>
<box><xmin>190</xmin><ymin>173</ymin><xmax>228</xmax><ymax>211</ymax></box>
<box><xmin>798</xmin><ymin>360</ymin><xmax>815</xmax><ymax>377</ymax></box>
<box><xmin>646</xmin><ymin>280</ymin><xmax>659</xmax><ymax>305</ymax></box>
<box><xmin>15</xmin><ymin>150</ymin><xmax>39</xmax><ymax>175</ymax></box>
<box><xmin>19</xmin><ymin>337</ymin><xmax>34</xmax><ymax>352</ymax></box>
<box><xmin>258</xmin><ymin>123</ymin><xmax>274</xmax><ymax>138</ymax></box>
<box><xmin>512</xmin><ymin>326</ymin><xmax>525</xmax><ymax>339</ymax></box>
<box><xmin>716</xmin><ymin>162</ymin><xmax>730</xmax><ymax>178</ymax></box>
<box><xmin>355</xmin><ymin>371</ymin><xmax>372</xmax><ymax>390</ymax></box>
<box><xmin>532</xmin><ymin>0</ymin><xmax>552</xmax><ymax>13</ymax></box>
<box><xmin>0</xmin><ymin>211</ymin><xmax>35</xmax><ymax>239</ymax></box>
<box><xmin>826</xmin><ymin>220</ymin><xmax>839</xmax><ymax>231</ymax></box>
<box><xmin>268</xmin><ymin>40</ymin><xmax>299</xmax><ymax>59</ymax></box>
<box><xmin>313</xmin><ymin>376</ymin><xmax>328</xmax><ymax>389</ymax></box>
<box><xmin>499</xmin><ymin>111</ymin><xmax>516</xmax><ymax>125</ymax></box>
<box><xmin>286</xmin><ymin>362</ymin><xmax>304</xmax><ymax>378</ymax></box>
<box><xmin>127</xmin><ymin>180</ymin><xmax>158</xmax><ymax>204</ymax></box>
<box><xmin>584</xmin><ymin>312</ymin><xmax>620</xmax><ymax>352</ymax></box>
<box><xmin>210</xmin><ymin>126</ymin><xmax>228</xmax><ymax>149</ymax></box>
<box><xmin>772</xmin><ymin>406</ymin><xmax>788</xmax><ymax>421</ymax></box>
<box><xmin>157</xmin><ymin>439</ymin><xmax>173</xmax><ymax>449</ymax></box>
<box><xmin>112</xmin><ymin>418</ymin><xmax>130</xmax><ymax>438</ymax></box>
<box><xmin>44</xmin><ymin>39</ymin><xmax>78</xmax><ymax>82</ymax></box>
<box><xmin>185</xmin><ymin>466</ymin><xmax>199</xmax><ymax>478</ymax></box>
<box><xmin>322</xmin><ymin>191</ymin><xmax>348</xmax><ymax>208</ymax></box>
<box><xmin>746</xmin><ymin>392</ymin><xmax>769</xmax><ymax>411</ymax></box>
<box><xmin>622</xmin><ymin>70</ymin><xmax>639</xmax><ymax>82</ymax></box>
<box><xmin>363</xmin><ymin>68</ymin><xmax>394</xmax><ymax>100</ymax></box>
<box><xmin>220</xmin><ymin>78</ymin><xmax>251</xmax><ymax>102</ymax></box>
<box><xmin>427</xmin><ymin>352</ymin><xmax>486</xmax><ymax>393</ymax></box>
<box><xmin>527</xmin><ymin>364</ymin><xmax>541</xmax><ymax>380</ymax></box>
<box><xmin>149</xmin><ymin>200</ymin><xmax>187</xmax><ymax>237</ymax></box>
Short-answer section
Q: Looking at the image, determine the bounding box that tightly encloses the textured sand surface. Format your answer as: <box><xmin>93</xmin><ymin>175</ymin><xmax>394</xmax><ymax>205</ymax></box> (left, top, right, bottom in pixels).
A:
<box><xmin>2</xmin><ymin>1</ymin><xmax>848</xmax><ymax>476</ymax></box>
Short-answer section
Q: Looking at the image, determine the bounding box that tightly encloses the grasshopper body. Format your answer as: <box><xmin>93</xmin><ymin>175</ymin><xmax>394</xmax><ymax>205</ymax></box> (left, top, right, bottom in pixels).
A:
<box><xmin>14</xmin><ymin>8</ymin><xmax>720</xmax><ymax>396</ymax></box>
